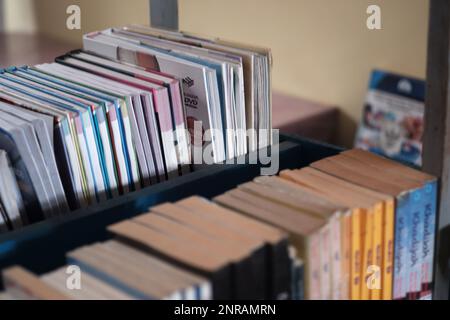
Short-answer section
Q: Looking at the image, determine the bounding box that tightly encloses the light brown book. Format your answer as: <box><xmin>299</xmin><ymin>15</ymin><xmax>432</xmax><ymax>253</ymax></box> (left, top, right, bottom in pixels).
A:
<box><xmin>310</xmin><ymin>154</ymin><xmax>422</xmax><ymax>300</ymax></box>
<box><xmin>280</xmin><ymin>168</ymin><xmax>386</xmax><ymax>300</ymax></box>
<box><xmin>146</xmin><ymin>202</ymin><xmax>264</xmax><ymax>299</ymax></box>
<box><xmin>341</xmin><ymin>149</ymin><xmax>435</xmax><ymax>182</ymax></box>
<box><xmin>249</xmin><ymin>176</ymin><xmax>348</xmax><ymax>300</ymax></box>
<box><xmin>2</xmin><ymin>266</ymin><xmax>69</xmax><ymax>300</ymax></box>
<box><xmin>99</xmin><ymin>240</ymin><xmax>211</xmax><ymax>300</ymax></box>
<box><xmin>67</xmin><ymin>245</ymin><xmax>177</xmax><ymax>299</ymax></box>
<box><xmin>108</xmin><ymin>220</ymin><xmax>236</xmax><ymax>299</ymax></box>
<box><xmin>133</xmin><ymin>210</ymin><xmax>251</xmax><ymax>263</ymax></box>
<box><xmin>286</xmin><ymin>166</ymin><xmax>392</xmax><ymax>300</ymax></box>
<box><xmin>41</xmin><ymin>266</ymin><xmax>133</xmax><ymax>300</ymax></box>
<box><xmin>175</xmin><ymin>196</ymin><xmax>291</xmax><ymax>299</ymax></box>
<box><xmin>213</xmin><ymin>188</ymin><xmax>326</xmax><ymax>299</ymax></box>
<box><xmin>176</xmin><ymin>196</ymin><xmax>287</xmax><ymax>245</ymax></box>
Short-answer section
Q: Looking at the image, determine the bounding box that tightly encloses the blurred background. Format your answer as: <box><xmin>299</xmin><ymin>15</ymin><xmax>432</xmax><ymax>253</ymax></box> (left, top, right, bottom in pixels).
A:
<box><xmin>0</xmin><ymin>0</ymin><xmax>429</xmax><ymax>148</ymax></box>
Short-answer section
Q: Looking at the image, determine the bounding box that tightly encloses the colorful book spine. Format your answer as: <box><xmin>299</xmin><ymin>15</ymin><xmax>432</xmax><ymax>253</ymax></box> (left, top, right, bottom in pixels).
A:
<box><xmin>382</xmin><ymin>199</ymin><xmax>395</xmax><ymax>300</ymax></box>
<box><xmin>407</xmin><ymin>189</ymin><xmax>424</xmax><ymax>299</ymax></box>
<box><xmin>361</xmin><ymin>209</ymin><xmax>373</xmax><ymax>300</ymax></box>
<box><xmin>371</xmin><ymin>203</ymin><xmax>383</xmax><ymax>300</ymax></box>
<box><xmin>420</xmin><ymin>180</ymin><xmax>437</xmax><ymax>299</ymax></box>
<box><xmin>393</xmin><ymin>193</ymin><xmax>410</xmax><ymax>299</ymax></box>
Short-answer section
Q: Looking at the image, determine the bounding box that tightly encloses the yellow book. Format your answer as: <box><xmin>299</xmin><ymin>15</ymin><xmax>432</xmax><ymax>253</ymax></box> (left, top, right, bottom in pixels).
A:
<box><xmin>360</xmin><ymin>208</ymin><xmax>373</xmax><ymax>300</ymax></box>
<box><xmin>370</xmin><ymin>202</ymin><xmax>383</xmax><ymax>300</ymax></box>
<box><xmin>382</xmin><ymin>199</ymin><xmax>395</xmax><ymax>300</ymax></box>
<box><xmin>351</xmin><ymin>208</ymin><xmax>363</xmax><ymax>300</ymax></box>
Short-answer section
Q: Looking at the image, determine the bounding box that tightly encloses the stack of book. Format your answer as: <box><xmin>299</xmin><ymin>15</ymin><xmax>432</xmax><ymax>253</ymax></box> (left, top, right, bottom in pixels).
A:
<box><xmin>0</xmin><ymin>150</ymin><xmax>436</xmax><ymax>300</ymax></box>
<box><xmin>1</xmin><ymin>196</ymin><xmax>296</xmax><ymax>300</ymax></box>
<box><xmin>0</xmin><ymin>25</ymin><xmax>272</xmax><ymax>232</ymax></box>
<box><xmin>216</xmin><ymin>149</ymin><xmax>437</xmax><ymax>300</ymax></box>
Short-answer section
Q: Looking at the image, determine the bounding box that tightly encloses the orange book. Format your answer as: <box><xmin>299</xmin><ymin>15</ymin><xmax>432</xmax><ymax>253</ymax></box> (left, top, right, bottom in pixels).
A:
<box><xmin>382</xmin><ymin>199</ymin><xmax>395</xmax><ymax>300</ymax></box>
<box><xmin>370</xmin><ymin>202</ymin><xmax>383</xmax><ymax>300</ymax></box>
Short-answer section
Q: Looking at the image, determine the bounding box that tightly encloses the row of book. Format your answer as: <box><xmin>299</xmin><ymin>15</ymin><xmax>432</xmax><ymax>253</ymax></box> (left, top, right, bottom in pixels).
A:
<box><xmin>0</xmin><ymin>25</ymin><xmax>272</xmax><ymax>231</ymax></box>
<box><xmin>1</xmin><ymin>196</ymin><xmax>298</xmax><ymax>300</ymax></box>
<box><xmin>218</xmin><ymin>148</ymin><xmax>435</xmax><ymax>300</ymax></box>
<box><xmin>0</xmin><ymin>149</ymin><xmax>436</xmax><ymax>300</ymax></box>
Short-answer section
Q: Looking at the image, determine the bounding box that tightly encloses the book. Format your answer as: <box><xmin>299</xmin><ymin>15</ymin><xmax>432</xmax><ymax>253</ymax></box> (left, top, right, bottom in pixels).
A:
<box><xmin>67</xmin><ymin>241</ymin><xmax>210</xmax><ymax>300</ymax></box>
<box><xmin>175</xmin><ymin>196</ymin><xmax>291</xmax><ymax>300</ymax></box>
<box><xmin>214</xmin><ymin>185</ymin><xmax>327</xmax><ymax>299</ymax></box>
<box><xmin>310</xmin><ymin>153</ymin><xmax>425</xmax><ymax>299</ymax></box>
<box><xmin>0</xmin><ymin>149</ymin><xmax>26</xmax><ymax>229</ymax></box>
<box><xmin>41</xmin><ymin>265</ymin><xmax>134</xmax><ymax>300</ymax></box>
<box><xmin>1</xmin><ymin>149</ymin><xmax>434</xmax><ymax>301</ymax></box>
<box><xmin>342</xmin><ymin>148</ymin><xmax>437</xmax><ymax>299</ymax></box>
<box><xmin>2</xmin><ymin>266</ymin><xmax>69</xmax><ymax>300</ymax></box>
<box><xmin>0</xmin><ymin>26</ymin><xmax>272</xmax><ymax>233</ymax></box>
<box><xmin>354</xmin><ymin>70</ymin><xmax>425</xmax><ymax>166</ymax></box>
<box><xmin>280</xmin><ymin>168</ymin><xmax>387</xmax><ymax>300</ymax></box>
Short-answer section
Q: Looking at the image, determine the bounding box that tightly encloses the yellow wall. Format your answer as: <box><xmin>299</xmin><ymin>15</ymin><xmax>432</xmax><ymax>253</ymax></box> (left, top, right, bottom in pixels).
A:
<box><xmin>28</xmin><ymin>0</ymin><xmax>430</xmax><ymax>146</ymax></box>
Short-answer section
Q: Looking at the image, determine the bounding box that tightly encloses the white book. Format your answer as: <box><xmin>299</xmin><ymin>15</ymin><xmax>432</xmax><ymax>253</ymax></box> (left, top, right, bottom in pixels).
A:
<box><xmin>0</xmin><ymin>116</ymin><xmax>54</xmax><ymax>218</ymax></box>
<box><xmin>0</xmin><ymin>76</ymin><xmax>95</xmax><ymax>206</ymax></box>
<box><xmin>0</xmin><ymin>84</ymin><xmax>86</xmax><ymax>209</ymax></box>
<box><xmin>83</xmin><ymin>31</ymin><xmax>226</xmax><ymax>163</ymax></box>
<box><xmin>0</xmin><ymin>102</ymin><xmax>69</xmax><ymax>214</ymax></box>
<box><xmin>2</xmin><ymin>72</ymin><xmax>108</xmax><ymax>203</ymax></box>
<box><xmin>58</xmin><ymin>57</ymin><xmax>179</xmax><ymax>179</ymax></box>
<box><xmin>27</xmin><ymin>66</ymin><xmax>127</xmax><ymax>197</ymax></box>
<box><xmin>36</xmin><ymin>63</ymin><xmax>143</xmax><ymax>192</ymax></box>
<box><xmin>0</xmin><ymin>150</ymin><xmax>25</xmax><ymax>228</ymax></box>
<box><xmin>71</xmin><ymin>51</ymin><xmax>191</xmax><ymax>174</ymax></box>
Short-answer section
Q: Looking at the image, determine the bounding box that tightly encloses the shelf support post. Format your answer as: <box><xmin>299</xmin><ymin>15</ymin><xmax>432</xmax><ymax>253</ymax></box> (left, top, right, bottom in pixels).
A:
<box><xmin>149</xmin><ymin>0</ymin><xmax>179</xmax><ymax>31</ymax></box>
<box><xmin>423</xmin><ymin>0</ymin><xmax>450</xmax><ymax>300</ymax></box>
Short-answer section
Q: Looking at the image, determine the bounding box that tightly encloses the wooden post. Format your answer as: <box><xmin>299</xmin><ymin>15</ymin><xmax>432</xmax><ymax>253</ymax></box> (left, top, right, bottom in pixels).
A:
<box><xmin>149</xmin><ymin>0</ymin><xmax>178</xmax><ymax>30</ymax></box>
<box><xmin>423</xmin><ymin>0</ymin><xmax>450</xmax><ymax>300</ymax></box>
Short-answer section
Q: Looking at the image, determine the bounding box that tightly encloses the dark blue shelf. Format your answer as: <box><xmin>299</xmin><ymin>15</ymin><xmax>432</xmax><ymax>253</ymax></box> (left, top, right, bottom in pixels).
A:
<box><xmin>0</xmin><ymin>134</ymin><xmax>342</xmax><ymax>286</ymax></box>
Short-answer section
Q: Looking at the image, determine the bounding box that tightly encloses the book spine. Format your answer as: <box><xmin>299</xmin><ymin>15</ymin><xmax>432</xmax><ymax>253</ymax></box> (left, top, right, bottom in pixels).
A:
<box><xmin>420</xmin><ymin>180</ymin><xmax>437</xmax><ymax>299</ymax></box>
<box><xmin>407</xmin><ymin>189</ymin><xmax>424</xmax><ymax>299</ymax></box>
<box><xmin>319</xmin><ymin>224</ymin><xmax>331</xmax><ymax>300</ymax></box>
<box><xmin>361</xmin><ymin>209</ymin><xmax>373</xmax><ymax>300</ymax></box>
<box><xmin>351</xmin><ymin>209</ymin><xmax>362</xmax><ymax>300</ymax></box>
<box><xmin>307</xmin><ymin>233</ymin><xmax>321</xmax><ymax>300</ymax></box>
<box><xmin>382</xmin><ymin>199</ymin><xmax>395</xmax><ymax>300</ymax></box>
<box><xmin>331</xmin><ymin>214</ymin><xmax>341</xmax><ymax>300</ymax></box>
<box><xmin>371</xmin><ymin>203</ymin><xmax>383</xmax><ymax>300</ymax></box>
<box><xmin>393</xmin><ymin>194</ymin><xmax>409</xmax><ymax>300</ymax></box>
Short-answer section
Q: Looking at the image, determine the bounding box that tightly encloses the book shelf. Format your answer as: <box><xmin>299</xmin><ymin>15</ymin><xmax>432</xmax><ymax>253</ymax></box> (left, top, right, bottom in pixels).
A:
<box><xmin>0</xmin><ymin>0</ymin><xmax>447</xmax><ymax>300</ymax></box>
<box><xmin>0</xmin><ymin>134</ymin><xmax>342</xmax><ymax>284</ymax></box>
<box><xmin>148</xmin><ymin>0</ymin><xmax>450</xmax><ymax>299</ymax></box>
